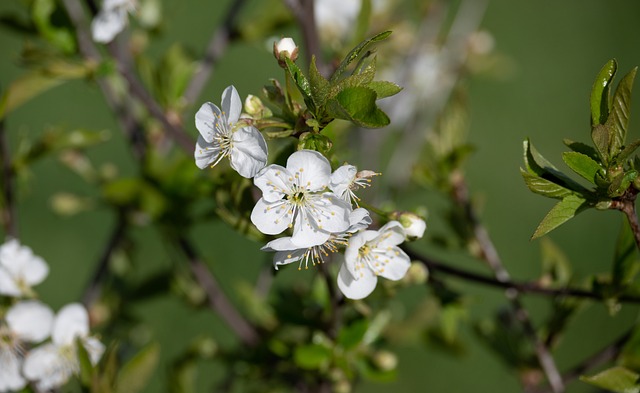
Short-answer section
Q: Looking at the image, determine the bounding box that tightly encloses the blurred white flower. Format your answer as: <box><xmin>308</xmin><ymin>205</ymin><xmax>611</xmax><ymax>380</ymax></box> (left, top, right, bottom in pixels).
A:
<box><xmin>195</xmin><ymin>85</ymin><xmax>268</xmax><ymax>178</ymax></box>
<box><xmin>314</xmin><ymin>0</ymin><xmax>361</xmax><ymax>44</ymax></box>
<box><xmin>0</xmin><ymin>239</ymin><xmax>49</xmax><ymax>297</ymax></box>
<box><xmin>337</xmin><ymin>221</ymin><xmax>410</xmax><ymax>299</ymax></box>
<box><xmin>23</xmin><ymin>303</ymin><xmax>104</xmax><ymax>391</ymax></box>
<box><xmin>91</xmin><ymin>0</ymin><xmax>136</xmax><ymax>43</ymax></box>
<box><xmin>330</xmin><ymin>164</ymin><xmax>379</xmax><ymax>207</ymax></box>
<box><xmin>0</xmin><ymin>301</ymin><xmax>54</xmax><ymax>392</ymax></box>
<box><xmin>251</xmin><ymin>150</ymin><xmax>351</xmax><ymax>247</ymax></box>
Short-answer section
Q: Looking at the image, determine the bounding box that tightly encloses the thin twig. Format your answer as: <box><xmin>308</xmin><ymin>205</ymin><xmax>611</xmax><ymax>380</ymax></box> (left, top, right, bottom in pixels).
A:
<box><xmin>612</xmin><ymin>188</ymin><xmax>640</xmax><ymax>252</ymax></box>
<box><xmin>183</xmin><ymin>0</ymin><xmax>247</xmax><ymax>107</ymax></box>
<box><xmin>450</xmin><ymin>172</ymin><xmax>565</xmax><ymax>393</ymax></box>
<box><xmin>82</xmin><ymin>214</ymin><xmax>126</xmax><ymax>307</ymax></box>
<box><xmin>283</xmin><ymin>0</ymin><xmax>327</xmax><ymax>75</ymax></box>
<box><xmin>176</xmin><ymin>235</ymin><xmax>260</xmax><ymax>347</ymax></box>
<box><xmin>0</xmin><ymin>118</ymin><xmax>17</xmax><ymax>238</ymax></box>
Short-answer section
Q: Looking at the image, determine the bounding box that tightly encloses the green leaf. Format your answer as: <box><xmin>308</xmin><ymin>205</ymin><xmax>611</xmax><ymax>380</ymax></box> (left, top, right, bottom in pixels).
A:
<box><xmin>116</xmin><ymin>343</ymin><xmax>160</xmax><ymax>393</ymax></box>
<box><xmin>592</xmin><ymin>124</ymin><xmax>613</xmax><ymax>165</ymax></box>
<box><xmin>591</xmin><ymin>59</ymin><xmax>617</xmax><ymax>126</ymax></box>
<box><xmin>520</xmin><ymin>170</ymin><xmax>576</xmax><ymax>199</ymax></box>
<box><xmin>606</xmin><ymin>66</ymin><xmax>637</xmax><ymax>158</ymax></box>
<box><xmin>284</xmin><ymin>57</ymin><xmax>312</xmax><ymax>103</ymax></box>
<box><xmin>293</xmin><ymin>344</ymin><xmax>332</xmax><ymax>370</ymax></box>
<box><xmin>330</xmin><ymin>30</ymin><xmax>392</xmax><ymax>83</ymax></box>
<box><xmin>617</xmin><ymin>139</ymin><xmax>640</xmax><ymax>164</ymax></box>
<box><xmin>532</xmin><ymin>195</ymin><xmax>589</xmax><ymax>239</ymax></box>
<box><xmin>298</xmin><ymin>132</ymin><xmax>333</xmax><ymax>154</ymax></box>
<box><xmin>608</xmin><ymin>170</ymin><xmax>638</xmax><ymax>198</ymax></box>
<box><xmin>540</xmin><ymin>237</ymin><xmax>572</xmax><ymax>287</ymax></box>
<box><xmin>368</xmin><ymin>81</ymin><xmax>402</xmax><ymax>99</ymax></box>
<box><xmin>580</xmin><ymin>366</ymin><xmax>640</xmax><ymax>393</ymax></box>
<box><xmin>327</xmin><ymin>86</ymin><xmax>390</xmax><ymax>128</ymax></box>
<box><xmin>0</xmin><ymin>72</ymin><xmax>63</xmax><ymax>120</ymax></box>
<box><xmin>338</xmin><ymin>319</ymin><xmax>369</xmax><ymax>350</ymax></box>
<box><xmin>522</xmin><ymin>139</ymin><xmax>590</xmax><ymax>193</ymax></box>
<box><xmin>308</xmin><ymin>56</ymin><xmax>330</xmax><ymax>109</ymax></box>
<box><xmin>562</xmin><ymin>151</ymin><xmax>602</xmax><ymax>184</ymax></box>
<box><xmin>612</xmin><ymin>218</ymin><xmax>640</xmax><ymax>288</ymax></box>
<box><xmin>31</xmin><ymin>0</ymin><xmax>76</xmax><ymax>53</ymax></box>
<box><xmin>76</xmin><ymin>339</ymin><xmax>95</xmax><ymax>387</ymax></box>
<box><xmin>563</xmin><ymin>138</ymin><xmax>600</xmax><ymax>161</ymax></box>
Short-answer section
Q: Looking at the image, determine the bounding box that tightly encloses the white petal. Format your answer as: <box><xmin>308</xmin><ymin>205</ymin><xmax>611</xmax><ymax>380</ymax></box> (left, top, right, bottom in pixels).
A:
<box><xmin>83</xmin><ymin>337</ymin><xmax>105</xmax><ymax>365</ymax></box>
<box><xmin>286</xmin><ymin>150</ymin><xmax>331</xmax><ymax>191</ymax></box>
<box><xmin>253</xmin><ymin>165</ymin><xmax>291</xmax><ymax>203</ymax></box>
<box><xmin>194</xmin><ymin>135</ymin><xmax>222</xmax><ymax>169</ymax></box>
<box><xmin>0</xmin><ymin>353</ymin><xmax>26</xmax><ymax>391</ymax></box>
<box><xmin>309</xmin><ymin>193</ymin><xmax>351</xmax><ymax>233</ymax></box>
<box><xmin>230</xmin><ymin>126</ymin><xmax>268</xmax><ymax>178</ymax></box>
<box><xmin>195</xmin><ymin>102</ymin><xmax>224</xmax><ymax>143</ymax></box>
<box><xmin>91</xmin><ymin>8</ymin><xmax>127</xmax><ymax>43</ymax></box>
<box><xmin>52</xmin><ymin>303</ymin><xmax>89</xmax><ymax>346</ymax></box>
<box><xmin>22</xmin><ymin>255</ymin><xmax>49</xmax><ymax>287</ymax></box>
<box><xmin>251</xmin><ymin>198</ymin><xmax>292</xmax><ymax>235</ymax></box>
<box><xmin>290</xmin><ymin>211</ymin><xmax>331</xmax><ymax>248</ymax></box>
<box><xmin>376</xmin><ymin>221</ymin><xmax>407</xmax><ymax>248</ymax></box>
<box><xmin>0</xmin><ymin>266</ymin><xmax>21</xmax><ymax>296</ymax></box>
<box><xmin>273</xmin><ymin>249</ymin><xmax>305</xmax><ymax>269</ymax></box>
<box><xmin>221</xmin><ymin>85</ymin><xmax>242</xmax><ymax>124</ymax></box>
<box><xmin>6</xmin><ymin>300</ymin><xmax>54</xmax><ymax>343</ymax></box>
<box><xmin>347</xmin><ymin>208</ymin><xmax>371</xmax><ymax>232</ymax></box>
<box><xmin>344</xmin><ymin>230</ymin><xmax>377</xmax><ymax>278</ymax></box>
<box><xmin>23</xmin><ymin>343</ymin><xmax>72</xmax><ymax>390</ymax></box>
<box><xmin>375</xmin><ymin>247</ymin><xmax>411</xmax><ymax>281</ymax></box>
<box><xmin>337</xmin><ymin>262</ymin><xmax>377</xmax><ymax>300</ymax></box>
<box><xmin>262</xmin><ymin>237</ymin><xmax>297</xmax><ymax>252</ymax></box>
<box><xmin>330</xmin><ymin>164</ymin><xmax>356</xmax><ymax>197</ymax></box>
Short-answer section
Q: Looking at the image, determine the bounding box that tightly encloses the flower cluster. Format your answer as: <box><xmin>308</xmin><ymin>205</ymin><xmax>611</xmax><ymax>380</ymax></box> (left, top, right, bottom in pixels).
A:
<box><xmin>0</xmin><ymin>239</ymin><xmax>104</xmax><ymax>392</ymax></box>
<box><xmin>195</xmin><ymin>82</ymin><xmax>427</xmax><ymax>299</ymax></box>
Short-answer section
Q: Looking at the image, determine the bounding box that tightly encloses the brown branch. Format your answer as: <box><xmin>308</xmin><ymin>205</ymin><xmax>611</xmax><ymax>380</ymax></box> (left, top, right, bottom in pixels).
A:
<box><xmin>183</xmin><ymin>0</ymin><xmax>247</xmax><ymax>107</ymax></box>
<box><xmin>0</xmin><ymin>118</ymin><xmax>17</xmax><ymax>238</ymax></box>
<box><xmin>82</xmin><ymin>213</ymin><xmax>126</xmax><ymax>307</ymax></box>
<box><xmin>176</xmin><ymin>235</ymin><xmax>260</xmax><ymax>347</ymax></box>
<box><xmin>450</xmin><ymin>171</ymin><xmax>565</xmax><ymax>393</ymax></box>
<box><xmin>611</xmin><ymin>188</ymin><xmax>640</xmax><ymax>252</ymax></box>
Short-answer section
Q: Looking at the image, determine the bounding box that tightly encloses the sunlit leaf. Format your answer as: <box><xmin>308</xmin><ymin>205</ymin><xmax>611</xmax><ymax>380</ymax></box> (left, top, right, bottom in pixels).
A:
<box><xmin>520</xmin><ymin>170</ymin><xmax>576</xmax><ymax>200</ymax></box>
<box><xmin>532</xmin><ymin>195</ymin><xmax>589</xmax><ymax>239</ymax></box>
<box><xmin>606</xmin><ymin>67</ymin><xmax>637</xmax><ymax>158</ymax></box>
<box><xmin>580</xmin><ymin>366</ymin><xmax>640</xmax><ymax>393</ymax></box>
<box><xmin>293</xmin><ymin>344</ymin><xmax>332</xmax><ymax>370</ymax></box>
<box><xmin>330</xmin><ymin>30</ymin><xmax>392</xmax><ymax>83</ymax></box>
<box><xmin>563</xmin><ymin>138</ymin><xmax>599</xmax><ymax>161</ymax></box>
<box><xmin>522</xmin><ymin>139</ymin><xmax>590</xmax><ymax>194</ymax></box>
<box><xmin>368</xmin><ymin>81</ymin><xmax>402</xmax><ymax>99</ymax></box>
<box><xmin>592</xmin><ymin>124</ymin><xmax>613</xmax><ymax>165</ymax></box>
<box><xmin>326</xmin><ymin>86</ymin><xmax>390</xmax><ymax>128</ymax></box>
<box><xmin>591</xmin><ymin>59</ymin><xmax>617</xmax><ymax>126</ymax></box>
<box><xmin>116</xmin><ymin>343</ymin><xmax>160</xmax><ymax>393</ymax></box>
<box><xmin>562</xmin><ymin>151</ymin><xmax>601</xmax><ymax>184</ymax></box>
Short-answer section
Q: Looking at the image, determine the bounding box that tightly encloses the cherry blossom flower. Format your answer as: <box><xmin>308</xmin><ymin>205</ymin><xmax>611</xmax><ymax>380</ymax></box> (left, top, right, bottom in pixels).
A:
<box><xmin>337</xmin><ymin>221</ymin><xmax>411</xmax><ymax>299</ymax></box>
<box><xmin>330</xmin><ymin>164</ymin><xmax>379</xmax><ymax>207</ymax></box>
<box><xmin>264</xmin><ymin>208</ymin><xmax>371</xmax><ymax>270</ymax></box>
<box><xmin>395</xmin><ymin>212</ymin><xmax>427</xmax><ymax>239</ymax></box>
<box><xmin>91</xmin><ymin>0</ymin><xmax>136</xmax><ymax>43</ymax></box>
<box><xmin>251</xmin><ymin>150</ymin><xmax>351</xmax><ymax>247</ymax></box>
<box><xmin>0</xmin><ymin>301</ymin><xmax>53</xmax><ymax>392</ymax></box>
<box><xmin>23</xmin><ymin>303</ymin><xmax>104</xmax><ymax>391</ymax></box>
<box><xmin>0</xmin><ymin>239</ymin><xmax>49</xmax><ymax>297</ymax></box>
<box><xmin>195</xmin><ymin>85</ymin><xmax>268</xmax><ymax>178</ymax></box>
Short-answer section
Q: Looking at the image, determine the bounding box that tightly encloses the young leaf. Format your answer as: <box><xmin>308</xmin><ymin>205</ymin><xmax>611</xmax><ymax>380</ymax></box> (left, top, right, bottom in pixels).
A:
<box><xmin>284</xmin><ymin>57</ymin><xmax>314</xmax><ymax>111</ymax></box>
<box><xmin>562</xmin><ymin>151</ymin><xmax>601</xmax><ymax>184</ymax></box>
<box><xmin>606</xmin><ymin>66</ymin><xmax>637</xmax><ymax>158</ymax></box>
<box><xmin>368</xmin><ymin>81</ymin><xmax>403</xmax><ymax>99</ymax></box>
<box><xmin>330</xmin><ymin>30</ymin><xmax>392</xmax><ymax>83</ymax></box>
<box><xmin>309</xmin><ymin>56</ymin><xmax>330</xmax><ymax>109</ymax></box>
<box><xmin>532</xmin><ymin>195</ymin><xmax>589</xmax><ymax>239</ymax></box>
<box><xmin>327</xmin><ymin>86</ymin><xmax>390</xmax><ymax>128</ymax></box>
<box><xmin>293</xmin><ymin>344</ymin><xmax>332</xmax><ymax>370</ymax></box>
<box><xmin>580</xmin><ymin>366</ymin><xmax>640</xmax><ymax>393</ymax></box>
<box><xmin>591</xmin><ymin>59</ymin><xmax>617</xmax><ymax>126</ymax></box>
<box><xmin>563</xmin><ymin>138</ymin><xmax>599</xmax><ymax>161</ymax></box>
<box><xmin>617</xmin><ymin>139</ymin><xmax>640</xmax><ymax>164</ymax></box>
<box><xmin>520</xmin><ymin>170</ymin><xmax>576</xmax><ymax>200</ymax></box>
<box><xmin>338</xmin><ymin>319</ymin><xmax>369</xmax><ymax>350</ymax></box>
<box><xmin>115</xmin><ymin>342</ymin><xmax>160</xmax><ymax>393</ymax></box>
<box><xmin>612</xmin><ymin>218</ymin><xmax>640</xmax><ymax>289</ymax></box>
<box><xmin>592</xmin><ymin>124</ymin><xmax>613</xmax><ymax>165</ymax></box>
<box><xmin>76</xmin><ymin>339</ymin><xmax>95</xmax><ymax>387</ymax></box>
<box><xmin>608</xmin><ymin>170</ymin><xmax>638</xmax><ymax>198</ymax></box>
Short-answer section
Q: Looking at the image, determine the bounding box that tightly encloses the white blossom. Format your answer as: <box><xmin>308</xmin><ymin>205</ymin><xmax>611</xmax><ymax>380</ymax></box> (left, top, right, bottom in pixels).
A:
<box><xmin>251</xmin><ymin>150</ymin><xmax>352</xmax><ymax>248</ymax></box>
<box><xmin>263</xmin><ymin>208</ymin><xmax>371</xmax><ymax>270</ymax></box>
<box><xmin>0</xmin><ymin>301</ymin><xmax>53</xmax><ymax>392</ymax></box>
<box><xmin>337</xmin><ymin>221</ymin><xmax>411</xmax><ymax>299</ymax></box>
<box><xmin>91</xmin><ymin>0</ymin><xmax>136</xmax><ymax>43</ymax></box>
<box><xmin>273</xmin><ymin>37</ymin><xmax>298</xmax><ymax>64</ymax></box>
<box><xmin>0</xmin><ymin>239</ymin><xmax>49</xmax><ymax>297</ymax></box>
<box><xmin>397</xmin><ymin>212</ymin><xmax>426</xmax><ymax>239</ymax></box>
<box><xmin>23</xmin><ymin>303</ymin><xmax>104</xmax><ymax>391</ymax></box>
<box><xmin>195</xmin><ymin>85</ymin><xmax>268</xmax><ymax>178</ymax></box>
<box><xmin>330</xmin><ymin>164</ymin><xmax>379</xmax><ymax>206</ymax></box>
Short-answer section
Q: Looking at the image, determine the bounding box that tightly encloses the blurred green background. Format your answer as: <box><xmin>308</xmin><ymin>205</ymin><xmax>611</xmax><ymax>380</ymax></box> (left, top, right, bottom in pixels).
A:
<box><xmin>3</xmin><ymin>0</ymin><xmax>640</xmax><ymax>391</ymax></box>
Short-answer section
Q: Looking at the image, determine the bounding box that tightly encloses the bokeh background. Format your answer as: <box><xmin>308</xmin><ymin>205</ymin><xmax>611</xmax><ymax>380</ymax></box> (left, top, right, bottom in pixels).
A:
<box><xmin>2</xmin><ymin>0</ymin><xmax>640</xmax><ymax>391</ymax></box>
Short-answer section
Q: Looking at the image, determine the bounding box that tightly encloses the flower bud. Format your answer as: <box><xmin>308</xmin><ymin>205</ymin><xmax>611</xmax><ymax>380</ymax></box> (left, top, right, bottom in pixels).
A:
<box><xmin>392</xmin><ymin>211</ymin><xmax>427</xmax><ymax>239</ymax></box>
<box><xmin>372</xmin><ymin>350</ymin><xmax>398</xmax><ymax>371</ymax></box>
<box><xmin>273</xmin><ymin>37</ymin><xmax>299</xmax><ymax>67</ymax></box>
<box><xmin>244</xmin><ymin>94</ymin><xmax>272</xmax><ymax>119</ymax></box>
<box><xmin>403</xmin><ymin>262</ymin><xmax>429</xmax><ymax>285</ymax></box>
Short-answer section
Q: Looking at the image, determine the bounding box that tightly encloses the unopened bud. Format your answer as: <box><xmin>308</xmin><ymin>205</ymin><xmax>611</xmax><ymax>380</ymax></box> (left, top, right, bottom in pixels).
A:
<box><xmin>372</xmin><ymin>350</ymin><xmax>398</xmax><ymax>371</ymax></box>
<box><xmin>244</xmin><ymin>94</ymin><xmax>272</xmax><ymax>119</ymax></box>
<box><xmin>403</xmin><ymin>262</ymin><xmax>429</xmax><ymax>285</ymax></box>
<box><xmin>50</xmin><ymin>193</ymin><xmax>93</xmax><ymax>216</ymax></box>
<box><xmin>273</xmin><ymin>37</ymin><xmax>299</xmax><ymax>67</ymax></box>
<box><xmin>392</xmin><ymin>211</ymin><xmax>427</xmax><ymax>239</ymax></box>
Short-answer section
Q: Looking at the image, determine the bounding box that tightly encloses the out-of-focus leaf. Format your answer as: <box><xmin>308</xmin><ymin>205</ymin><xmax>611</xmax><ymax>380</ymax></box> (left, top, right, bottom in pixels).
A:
<box><xmin>620</xmin><ymin>329</ymin><xmax>640</xmax><ymax>371</ymax></box>
<box><xmin>368</xmin><ymin>81</ymin><xmax>402</xmax><ymax>99</ymax></box>
<box><xmin>31</xmin><ymin>0</ymin><xmax>76</xmax><ymax>53</ymax></box>
<box><xmin>338</xmin><ymin>320</ymin><xmax>369</xmax><ymax>350</ymax></box>
<box><xmin>330</xmin><ymin>30</ymin><xmax>391</xmax><ymax>82</ymax></box>
<box><xmin>591</xmin><ymin>59</ymin><xmax>617</xmax><ymax>126</ymax></box>
<box><xmin>540</xmin><ymin>237</ymin><xmax>572</xmax><ymax>287</ymax></box>
<box><xmin>115</xmin><ymin>342</ymin><xmax>160</xmax><ymax>393</ymax></box>
<box><xmin>326</xmin><ymin>86</ymin><xmax>389</xmax><ymax>128</ymax></box>
<box><xmin>76</xmin><ymin>339</ymin><xmax>95</xmax><ymax>387</ymax></box>
<box><xmin>363</xmin><ymin>310</ymin><xmax>391</xmax><ymax>345</ymax></box>
<box><xmin>0</xmin><ymin>73</ymin><xmax>62</xmax><ymax>119</ymax></box>
<box><xmin>612</xmin><ymin>219</ymin><xmax>640</xmax><ymax>288</ymax></box>
<box><xmin>293</xmin><ymin>344</ymin><xmax>332</xmax><ymax>370</ymax></box>
<box><xmin>532</xmin><ymin>195</ymin><xmax>589</xmax><ymax>239</ymax></box>
<box><xmin>520</xmin><ymin>170</ymin><xmax>577</xmax><ymax>200</ymax></box>
<box><xmin>352</xmin><ymin>0</ymin><xmax>372</xmax><ymax>46</ymax></box>
<box><xmin>580</xmin><ymin>366</ymin><xmax>640</xmax><ymax>393</ymax></box>
<box><xmin>606</xmin><ymin>67</ymin><xmax>637</xmax><ymax>158</ymax></box>
<box><xmin>474</xmin><ymin>310</ymin><xmax>535</xmax><ymax>370</ymax></box>
<box><xmin>562</xmin><ymin>151</ymin><xmax>601</xmax><ymax>185</ymax></box>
